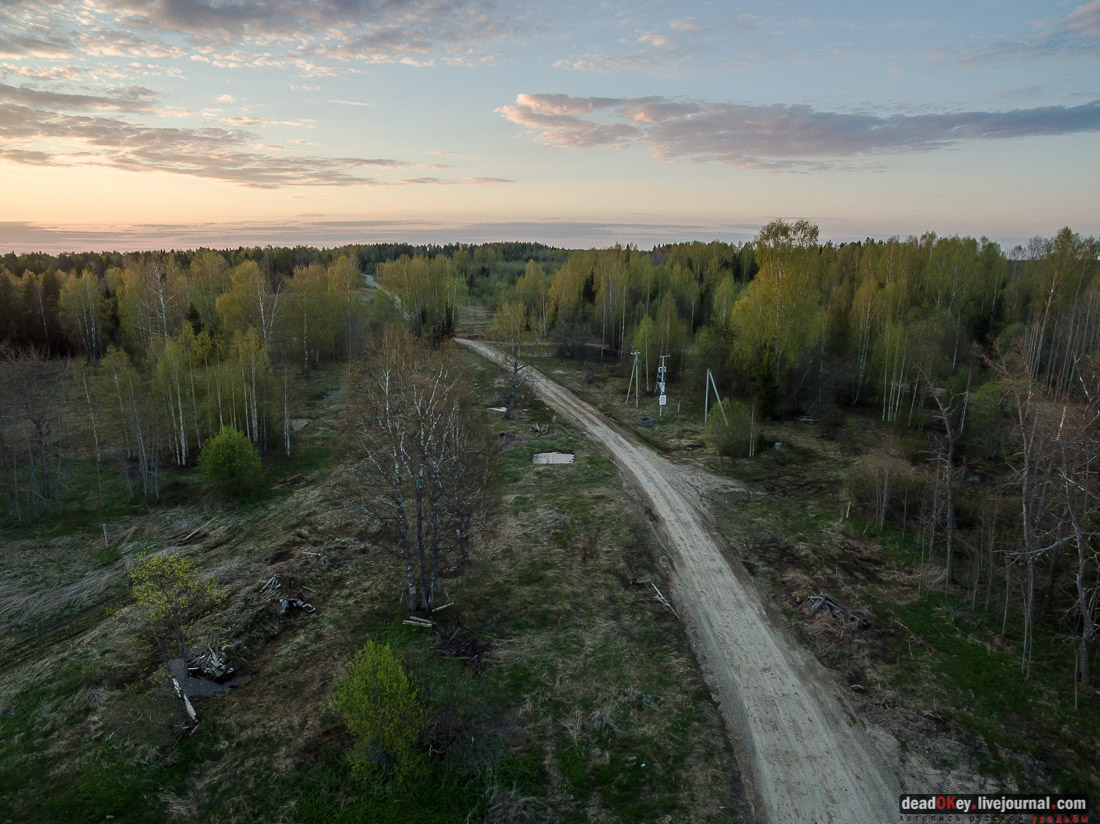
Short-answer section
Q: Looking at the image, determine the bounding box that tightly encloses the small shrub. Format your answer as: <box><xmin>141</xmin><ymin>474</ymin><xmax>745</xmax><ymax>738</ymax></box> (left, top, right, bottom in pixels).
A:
<box><xmin>704</xmin><ymin>398</ymin><xmax>759</xmax><ymax>459</ymax></box>
<box><xmin>198</xmin><ymin>426</ymin><xmax>265</xmax><ymax>498</ymax></box>
<box><xmin>335</xmin><ymin>640</ymin><xmax>427</xmax><ymax>785</ymax></box>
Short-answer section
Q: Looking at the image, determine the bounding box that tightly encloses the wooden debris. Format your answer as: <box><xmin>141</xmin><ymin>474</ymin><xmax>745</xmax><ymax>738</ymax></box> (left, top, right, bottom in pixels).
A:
<box><xmin>805</xmin><ymin>591</ymin><xmax>868</xmax><ymax>627</ymax></box>
<box><xmin>403</xmin><ymin>616</ymin><xmax>434</xmax><ymax>628</ymax></box>
<box><xmin>179</xmin><ymin>515</ymin><xmax>220</xmax><ymax>545</ymax></box>
<box><xmin>431</xmin><ymin>602</ymin><xmax>453</xmax><ymax>613</ymax></box>
<box><xmin>531</xmin><ymin>423</ymin><xmax>549</xmax><ymax>435</ymax></box>
<box><xmin>650</xmin><ymin>582</ymin><xmax>678</xmax><ymax>619</ymax></box>
<box><xmin>279</xmin><ymin>595</ymin><xmax>315</xmax><ymax>615</ymax></box>
<box><xmin>171</xmin><ymin>676</ymin><xmax>199</xmax><ymax>732</ymax></box>
<box><xmin>190</xmin><ymin>645</ymin><xmax>234</xmax><ymax>681</ymax></box>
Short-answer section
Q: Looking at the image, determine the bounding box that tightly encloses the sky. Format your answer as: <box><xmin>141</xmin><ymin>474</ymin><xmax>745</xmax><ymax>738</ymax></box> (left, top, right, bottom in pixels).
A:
<box><xmin>1</xmin><ymin>0</ymin><xmax>1098</xmax><ymax>253</ymax></box>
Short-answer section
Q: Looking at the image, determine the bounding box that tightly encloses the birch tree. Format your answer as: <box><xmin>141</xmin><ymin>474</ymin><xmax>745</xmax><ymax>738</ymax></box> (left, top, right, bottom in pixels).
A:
<box><xmin>342</xmin><ymin>328</ymin><xmax>495</xmax><ymax>612</ymax></box>
<box><xmin>730</xmin><ymin>219</ymin><xmax>822</xmax><ymax>398</ymax></box>
<box><xmin>491</xmin><ymin>300</ymin><xmax>529</xmax><ymax>419</ymax></box>
<box><xmin>59</xmin><ymin>269</ymin><xmax>109</xmax><ymax>363</ymax></box>
<box><xmin>216</xmin><ymin>260</ymin><xmax>283</xmax><ymax>351</ymax></box>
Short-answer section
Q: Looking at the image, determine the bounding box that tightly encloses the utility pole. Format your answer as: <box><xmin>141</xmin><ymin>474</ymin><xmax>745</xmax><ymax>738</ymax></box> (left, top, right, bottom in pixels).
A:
<box><xmin>704</xmin><ymin>368</ymin><xmax>728</xmax><ymax>425</ymax></box>
<box><xmin>657</xmin><ymin>353</ymin><xmax>669</xmax><ymax>417</ymax></box>
<box><xmin>625</xmin><ymin>350</ymin><xmax>641</xmax><ymax>407</ymax></box>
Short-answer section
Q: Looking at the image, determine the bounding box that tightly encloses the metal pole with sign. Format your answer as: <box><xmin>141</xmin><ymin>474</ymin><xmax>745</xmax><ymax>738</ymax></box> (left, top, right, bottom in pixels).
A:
<box><xmin>657</xmin><ymin>353</ymin><xmax>669</xmax><ymax>417</ymax></box>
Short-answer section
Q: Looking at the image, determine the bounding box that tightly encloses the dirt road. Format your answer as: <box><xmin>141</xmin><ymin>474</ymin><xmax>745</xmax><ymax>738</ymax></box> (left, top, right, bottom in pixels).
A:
<box><xmin>461</xmin><ymin>339</ymin><xmax>899</xmax><ymax>824</ymax></box>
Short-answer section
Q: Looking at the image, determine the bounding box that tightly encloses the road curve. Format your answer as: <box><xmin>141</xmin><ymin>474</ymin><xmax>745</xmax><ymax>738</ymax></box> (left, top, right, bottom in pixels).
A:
<box><xmin>460</xmin><ymin>339</ymin><xmax>899</xmax><ymax>824</ymax></box>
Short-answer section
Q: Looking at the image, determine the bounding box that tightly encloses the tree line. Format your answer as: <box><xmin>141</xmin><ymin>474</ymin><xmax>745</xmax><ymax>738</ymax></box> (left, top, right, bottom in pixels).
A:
<box><xmin>0</xmin><ymin>247</ymin><xmax>367</xmax><ymax>521</ymax></box>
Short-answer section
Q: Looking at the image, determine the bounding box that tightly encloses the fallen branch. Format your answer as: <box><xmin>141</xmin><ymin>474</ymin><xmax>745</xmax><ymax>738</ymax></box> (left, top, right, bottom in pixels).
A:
<box><xmin>171</xmin><ymin>676</ymin><xmax>199</xmax><ymax>732</ymax></box>
<box><xmin>650</xmin><ymin>582</ymin><xmax>678</xmax><ymax>619</ymax></box>
<box><xmin>807</xmin><ymin>592</ymin><xmax>856</xmax><ymax>621</ymax></box>
<box><xmin>179</xmin><ymin>515</ymin><xmax>220</xmax><ymax>545</ymax></box>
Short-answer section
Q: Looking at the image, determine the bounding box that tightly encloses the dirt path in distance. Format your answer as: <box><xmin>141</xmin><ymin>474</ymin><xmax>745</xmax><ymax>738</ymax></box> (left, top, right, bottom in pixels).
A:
<box><xmin>461</xmin><ymin>339</ymin><xmax>900</xmax><ymax>824</ymax></box>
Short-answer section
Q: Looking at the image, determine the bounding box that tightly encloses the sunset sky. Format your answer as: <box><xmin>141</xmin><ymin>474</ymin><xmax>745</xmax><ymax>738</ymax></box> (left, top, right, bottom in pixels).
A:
<box><xmin>1</xmin><ymin>0</ymin><xmax>1098</xmax><ymax>252</ymax></box>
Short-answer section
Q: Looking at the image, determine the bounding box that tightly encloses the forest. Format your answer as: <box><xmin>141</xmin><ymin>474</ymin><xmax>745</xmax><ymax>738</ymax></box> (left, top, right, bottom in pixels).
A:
<box><xmin>2</xmin><ymin>227</ymin><xmax>1098</xmax><ymax>676</ymax></box>
<box><xmin>0</xmin><ymin>223</ymin><xmax>1098</xmax><ymax>817</ymax></box>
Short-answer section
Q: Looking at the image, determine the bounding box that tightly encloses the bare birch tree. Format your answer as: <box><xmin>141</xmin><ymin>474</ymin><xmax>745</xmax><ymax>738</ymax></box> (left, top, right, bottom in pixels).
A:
<box><xmin>491</xmin><ymin>301</ymin><xmax>529</xmax><ymax>420</ymax></box>
<box><xmin>342</xmin><ymin>328</ymin><xmax>495</xmax><ymax>612</ymax></box>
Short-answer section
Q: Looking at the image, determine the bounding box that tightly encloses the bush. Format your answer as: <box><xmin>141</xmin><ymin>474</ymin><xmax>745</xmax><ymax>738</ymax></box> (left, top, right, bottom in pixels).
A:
<box><xmin>198</xmin><ymin>426</ymin><xmax>265</xmax><ymax>498</ymax></box>
<box><xmin>704</xmin><ymin>398</ymin><xmax>759</xmax><ymax>459</ymax></box>
<box><xmin>335</xmin><ymin>640</ymin><xmax>427</xmax><ymax>785</ymax></box>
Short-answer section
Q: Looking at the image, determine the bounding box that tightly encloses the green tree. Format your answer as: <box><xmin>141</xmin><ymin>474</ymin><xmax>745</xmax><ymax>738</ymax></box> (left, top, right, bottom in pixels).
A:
<box><xmin>58</xmin><ymin>269</ymin><xmax>109</xmax><ymax>362</ymax></box>
<box><xmin>515</xmin><ymin>258</ymin><xmax>549</xmax><ymax>337</ymax></box>
<box><xmin>377</xmin><ymin>255</ymin><xmax>463</xmax><ymax>342</ymax></box>
<box><xmin>151</xmin><ymin>327</ymin><xmax>199</xmax><ymax>466</ymax></box>
<box><xmin>547</xmin><ymin>251</ymin><xmax>594</xmax><ymax>330</ymax></box>
<box><xmin>334</xmin><ymin>640</ymin><xmax>427</xmax><ymax>785</ymax></box>
<box><xmin>126</xmin><ymin>551</ymin><xmax>213</xmax><ymax>666</ymax></box>
<box><xmin>216</xmin><ymin>260</ymin><xmax>283</xmax><ymax>350</ymax></box>
<box><xmin>113</xmin><ymin>257</ymin><xmax>186</xmax><ymax>359</ymax></box>
<box><xmin>198</xmin><ymin>425</ymin><xmax>265</xmax><ymax>498</ymax></box>
<box><xmin>730</xmin><ymin>220</ymin><xmax>822</xmax><ymax>404</ymax></box>
<box><xmin>327</xmin><ymin>253</ymin><xmax>361</xmax><ymax>357</ymax></box>
<box><xmin>283</xmin><ymin>262</ymin><xmax>337</xmax><ymax>375</ymax></box>
<box><xmin>631</xmin><ymin>314</ymin><xmax>657</xmax><ymax>391</ymax></box>
<box><xmin>654</xmin><ymin>291</ymin><xmax>687</xmax><ymax>380</ymax></box>
<box><xmin>188</xmin><ymin>249</ymin><xmax>231</xmax><ymax>337</ymax></box>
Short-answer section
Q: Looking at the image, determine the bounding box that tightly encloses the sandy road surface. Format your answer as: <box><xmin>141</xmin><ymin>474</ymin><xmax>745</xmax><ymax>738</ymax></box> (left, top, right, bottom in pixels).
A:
<box><xmin>461</xmin><ymin>339</ymin><xmax>899</xmax><ymax>824</ymax></box>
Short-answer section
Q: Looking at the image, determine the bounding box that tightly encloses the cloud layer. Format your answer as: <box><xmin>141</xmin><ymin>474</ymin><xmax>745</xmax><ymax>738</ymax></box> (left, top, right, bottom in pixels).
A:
<box><xmin>499</xmin><ymin>94</ymin><xmax>1100</xmax><ymax>170</ymax></box>
<box><xmin>933</xmin><ymin>0</ymin><xmax>1100</xmax><ymax>64</ymax></box>
<box><xmin>1</xmin><ymin>0</ymin><xmax>532</xmax><ymax>71</ymax></box>
<box><xmin>0</xmin><ymin>82</ymin><xmax>517</xmax><ymax>187</ymax></box>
